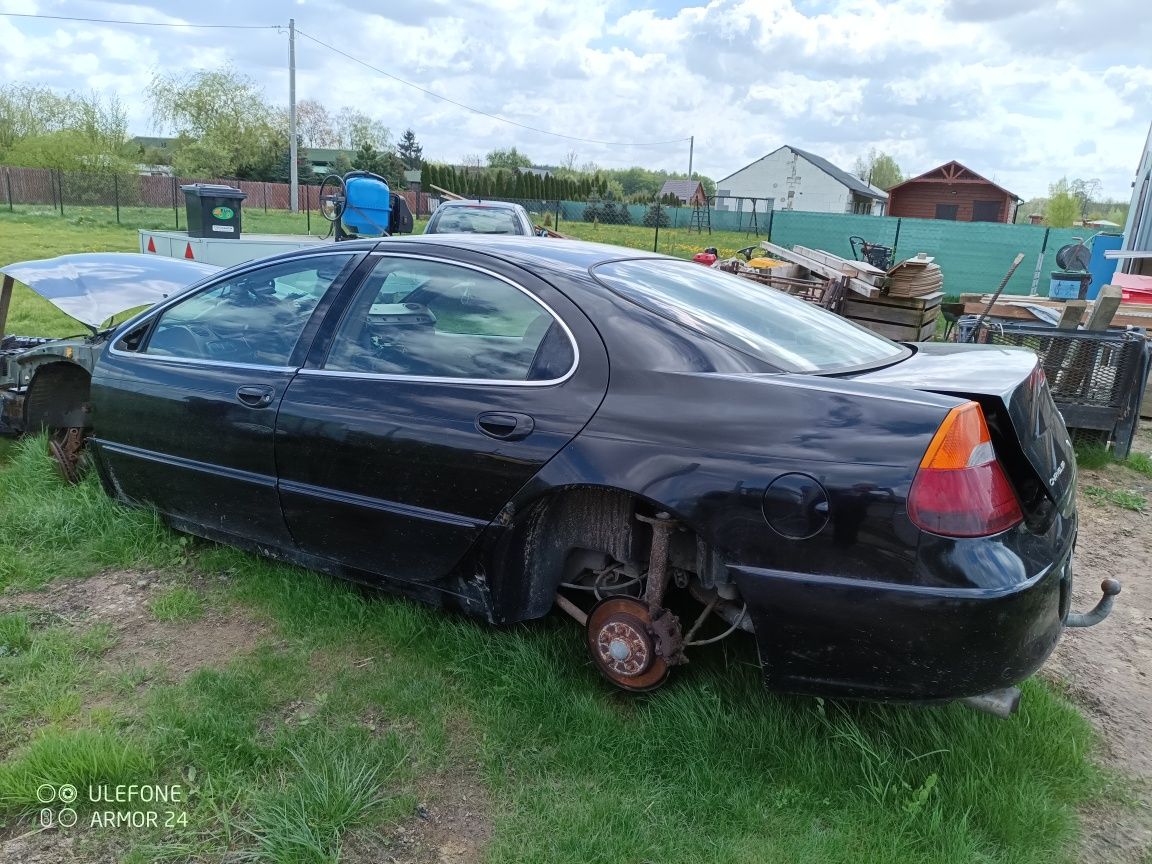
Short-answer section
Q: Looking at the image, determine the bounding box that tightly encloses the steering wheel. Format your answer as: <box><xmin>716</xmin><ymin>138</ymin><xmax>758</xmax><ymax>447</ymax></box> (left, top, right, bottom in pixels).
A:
<box><xmin>150</xmin><ymin>324</ymin><xmax>208</xmax><ymax>357</ymax></box>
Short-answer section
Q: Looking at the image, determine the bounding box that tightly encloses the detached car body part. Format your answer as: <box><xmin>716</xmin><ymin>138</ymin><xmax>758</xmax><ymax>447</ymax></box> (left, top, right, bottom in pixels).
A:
<box><xmin>0</xmin><ymin>255</ymin><xmax>219</xmax><ymax>476</ymax></box>
<box><xmin>84</xmin><ymin>237</ymin><xmax>1117</xmax><ymax>710</ymax></box>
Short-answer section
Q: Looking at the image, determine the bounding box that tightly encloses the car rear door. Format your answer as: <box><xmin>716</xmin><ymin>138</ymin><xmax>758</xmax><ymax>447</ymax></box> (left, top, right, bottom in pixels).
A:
<box><xmin>274</xmin><ymin>247</ymin><xmax>609</xmax><ymax>582</ymax></box>
<box><xmin>91</xmin><ymin>251</ymin><xmax>365</xmax><ymax>546</ymax></box>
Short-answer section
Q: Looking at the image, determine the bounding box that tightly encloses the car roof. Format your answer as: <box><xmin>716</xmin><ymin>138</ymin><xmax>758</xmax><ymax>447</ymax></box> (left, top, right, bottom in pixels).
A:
<box><xmin>252</xmin><ymin>235</ymin><xmax>674</xmax><ymax>278</ymax></box>
<box><xmin>434</xmin><ymin>199</ymin><xmax>524</xmax><ymax>210</ymax></box>
<box><xmin>375</xmin><ymin>235</ymin><xmax>672</xmax><ymax>273</ymax></box>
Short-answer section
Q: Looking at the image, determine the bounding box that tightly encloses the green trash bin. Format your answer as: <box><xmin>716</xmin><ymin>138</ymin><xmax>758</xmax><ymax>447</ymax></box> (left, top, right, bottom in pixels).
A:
<box><xmin>180</xmin><ymin>184</ymin><xmax>247</xmax><ymax>239</ymax></box>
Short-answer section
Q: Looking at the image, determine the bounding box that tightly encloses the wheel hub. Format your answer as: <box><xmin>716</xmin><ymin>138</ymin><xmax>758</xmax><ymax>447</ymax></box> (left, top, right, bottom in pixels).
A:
<box><xmin>585</xmin><ymin>596</ymin><xmax>669</xmax><ymax>692</ymax></box>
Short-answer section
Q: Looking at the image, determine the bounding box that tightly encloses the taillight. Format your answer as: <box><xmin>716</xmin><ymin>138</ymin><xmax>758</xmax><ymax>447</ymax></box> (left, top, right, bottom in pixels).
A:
<box><xmin>907</xmin><ymin>402</ymin><xmax>1023</xmax><ymax>537</ymax></box>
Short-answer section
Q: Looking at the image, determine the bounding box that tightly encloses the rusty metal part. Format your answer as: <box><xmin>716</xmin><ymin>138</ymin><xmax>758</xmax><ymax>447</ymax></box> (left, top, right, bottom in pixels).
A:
<box><xmin>585</xmin><ymin>596</ymin><xmax>669</xmax><ymax>691</ymax></box>
<box><xmin>1065</xmin><ymin>578</ymin><xmax>1122</xmax><ymax>628</ymax></box>
<box><xmin>960</xmin><ymin>686</ymin><xmax>1021</xmax><ymax>718</ymax></box>
<box><xmin>636</xmin><ymin>511</ymin><xmax>676</xmax><ymax>614</ymax></box>
<box><xmin>554</xmin><ymin>592</ymin><xmax>588</xmax><ymax>626</ymax></box>
<box><xmin>649</xmin><ymin>607</ymin><xmax>686</xmax><ymax>666</ymax></box>
<box><xmin>48</xmin><ymin>426</ymin><xmax>87</xmax><ymax>485</ymax></box>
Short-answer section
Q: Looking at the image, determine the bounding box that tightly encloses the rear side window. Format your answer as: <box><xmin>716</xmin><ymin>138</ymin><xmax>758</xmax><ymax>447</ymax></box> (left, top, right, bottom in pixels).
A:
<box><xmin>592</xmin><ymin>259</ymin><xmax>907</xmax><ymax>373</ymax></box>
<box><xmin>323</xmin><ymin>257</ymin><xmax>575</xmax><ymax>382</ymax></box>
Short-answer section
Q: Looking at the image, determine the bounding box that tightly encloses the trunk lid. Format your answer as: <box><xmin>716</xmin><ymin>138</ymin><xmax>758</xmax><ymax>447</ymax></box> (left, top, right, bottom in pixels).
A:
<box><xmin>849</xmin><ymin>343</ymin><xmax>1076</xmax><ymax>508</ymax></box>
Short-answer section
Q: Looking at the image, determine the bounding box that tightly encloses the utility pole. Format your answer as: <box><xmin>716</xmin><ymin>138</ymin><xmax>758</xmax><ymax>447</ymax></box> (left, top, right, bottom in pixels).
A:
<box><xmin>289</xmin><ymin>18</ymin><xmax>298</xmax><ymax>213</ymax></box>
<box><xmin>688</xmin><ymin>135</ymin><xmax>694</xmax><ymax>179</ymax></box>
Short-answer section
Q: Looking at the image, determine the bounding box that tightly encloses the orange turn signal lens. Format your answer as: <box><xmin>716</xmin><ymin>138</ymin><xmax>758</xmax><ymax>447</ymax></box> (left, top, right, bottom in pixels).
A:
<box><xmin>919</xmin><ymin>402</ymin><xmax>993</xmax><ymax>470</ymax></box>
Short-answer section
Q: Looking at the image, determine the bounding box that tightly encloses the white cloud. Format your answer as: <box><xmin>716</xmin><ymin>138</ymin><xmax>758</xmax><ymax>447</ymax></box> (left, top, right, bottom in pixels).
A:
<box><xmin>0</xmin><ymin>0</ymin><xmax>1147</xmax><ymax>198</ymax></box>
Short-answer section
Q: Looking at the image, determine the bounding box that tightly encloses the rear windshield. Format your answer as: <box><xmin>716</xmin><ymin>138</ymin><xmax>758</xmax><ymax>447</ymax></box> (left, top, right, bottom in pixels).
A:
<box><xmin>430</xmin><ymin>206</ymin><xmax>521</xmax><ymax>235</ymax></box>
<box><xmin>591</xmin><ymin>259</ymin><xmax>908</xmax><ymax>373</ymax></box>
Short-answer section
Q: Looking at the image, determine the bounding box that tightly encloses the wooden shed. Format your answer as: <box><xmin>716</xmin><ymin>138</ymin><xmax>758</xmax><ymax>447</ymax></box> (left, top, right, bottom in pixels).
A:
<box><xmin>886</xmin><ymin>161</ymin><xmax>1020</xmax><ymax>223</ymax></box>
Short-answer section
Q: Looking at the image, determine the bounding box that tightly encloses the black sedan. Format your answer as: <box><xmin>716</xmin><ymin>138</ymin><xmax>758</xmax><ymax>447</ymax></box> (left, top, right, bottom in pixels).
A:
<box><xmin>88</xmin><ymin>236</ymin><xmax>1115</xmax><ymax>711</ymax></box>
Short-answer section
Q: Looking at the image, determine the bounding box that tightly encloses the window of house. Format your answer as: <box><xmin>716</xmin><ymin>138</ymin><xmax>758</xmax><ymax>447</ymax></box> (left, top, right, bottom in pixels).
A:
<box><xmin>935</xmin><ymin>203</ymin><xmax>959</xmax><ymax>220</ymax></box>
<box><xmin>972</xmin><ymin>200</ymin><xmax>1002</xmax><ymax>222</ymax></box>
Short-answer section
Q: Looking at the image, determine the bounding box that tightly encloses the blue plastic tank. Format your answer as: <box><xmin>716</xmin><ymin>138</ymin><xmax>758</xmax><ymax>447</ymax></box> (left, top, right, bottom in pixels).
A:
<box><xmin>343</xmin><ymin>174</ymin><xmax>392</xmax><ymax>236</ymax></box>
<box><xmin>1088</xmin><ymin>233</ymin><xmax>1123</xmax><ymax>300</ymax></box>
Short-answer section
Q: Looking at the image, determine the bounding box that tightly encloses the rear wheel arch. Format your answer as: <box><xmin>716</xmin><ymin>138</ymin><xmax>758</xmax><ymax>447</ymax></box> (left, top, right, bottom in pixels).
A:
<box><xmin>493</xmin><ymin>484</ymin><xmax>713</xmax><ymax>621</ymax></box>
<box><xmin>23</xmin><ymin>361</ymin><xmax>92</xmax><ymax>431</ymax></box>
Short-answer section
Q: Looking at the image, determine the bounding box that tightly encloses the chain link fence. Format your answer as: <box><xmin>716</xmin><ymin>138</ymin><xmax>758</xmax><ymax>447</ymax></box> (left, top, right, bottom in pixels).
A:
<box><xmin>2</xmin><ymin>165</ymin><xmax>1093</xmax><ymax>298</ymax></box>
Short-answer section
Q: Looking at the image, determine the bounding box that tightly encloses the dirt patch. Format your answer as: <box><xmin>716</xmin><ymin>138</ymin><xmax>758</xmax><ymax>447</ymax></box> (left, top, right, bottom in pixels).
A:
<box><xmin>0</xmin><ymin>569</ymin><xmax>267</xmax><ymax>685</ymax></box>
<box><xmin>0</xmin><ymin>827</ymin><xmax>124</xmax><ymax>864</ymax></box>
<box><xmin>1045</xmin><ymin>465</ymin><xmax>1152</xmax><ymax>862</ymax></box>
<box><xmin>343</xmin><ymin>769</ymin><xmax>493</xmax><ymax>864</ymax></box>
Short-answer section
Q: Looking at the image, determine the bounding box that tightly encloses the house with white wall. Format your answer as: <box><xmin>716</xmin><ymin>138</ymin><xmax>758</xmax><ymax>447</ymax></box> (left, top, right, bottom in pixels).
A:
<box><xmin>714</xmin><ymin>145</ymin><xmax>888</xmax><ymax>215</ymax></box>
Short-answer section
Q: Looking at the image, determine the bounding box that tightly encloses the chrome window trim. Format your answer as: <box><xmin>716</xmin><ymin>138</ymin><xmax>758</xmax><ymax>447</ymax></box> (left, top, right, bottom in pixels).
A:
<box><xmin>107</xmin><ymin>249</ymin><xmax>363</xmax><ymax>365</ymax></box>
<box><xmin>313</xmin><ymin>252</ymin><xmax>580</xmax><ymax>387</ymax></box>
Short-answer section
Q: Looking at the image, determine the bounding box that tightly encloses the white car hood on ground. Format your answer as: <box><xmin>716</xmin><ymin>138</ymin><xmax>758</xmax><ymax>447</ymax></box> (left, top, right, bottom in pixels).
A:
<box><xmin>1</xmin><ymin>253</ymin><xmax>219</xmax><ymax>328</ymax></box>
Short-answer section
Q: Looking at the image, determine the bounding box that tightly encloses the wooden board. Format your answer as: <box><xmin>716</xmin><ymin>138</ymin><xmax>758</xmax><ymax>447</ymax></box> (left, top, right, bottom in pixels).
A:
<box><xmin>758</xmin><ymin>242</ymin><xmax>881</xmax><ymax>298</ymax></box>
<box><xmin>792</xmin><ymin>245</ymin><xmax>887</xmax><ymax>284</ymax></box>
<box><xmin>852</xmin><ymin>318</ymin><xmax>938</xmax><ymax>342</ymax></box>
<box><xmin>959</xmin><ymin>301</ymin><xmax>1152</xmax><ymax>330</ymax></box>
<box><xmin>0</xmin><ymin>274</ymin><xmax>13</xmax><ymax>341</ymax></box>
<box><xmin>842</xmin><ymin>289</ymin><xmax>940</xmax><ymax>340</ymax></box>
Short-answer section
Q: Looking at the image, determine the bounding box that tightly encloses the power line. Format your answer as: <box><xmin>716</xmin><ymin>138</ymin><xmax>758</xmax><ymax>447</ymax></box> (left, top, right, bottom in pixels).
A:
<box><xmin>0</xmin><ymin>11</ymin><xmax>281</xmax><ymax>29</ymax></box>
<box><xmin>295</xmin><ymin>28</ymin><xmax>690</xmax><ymax>148</ymax></box>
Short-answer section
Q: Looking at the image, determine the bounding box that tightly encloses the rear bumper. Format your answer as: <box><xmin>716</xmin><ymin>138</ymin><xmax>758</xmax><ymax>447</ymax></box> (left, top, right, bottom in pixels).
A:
<box><xmin>732</xmin><ymin>536</ymin><xmax>1072</xmax><ymax>702</ymax></box>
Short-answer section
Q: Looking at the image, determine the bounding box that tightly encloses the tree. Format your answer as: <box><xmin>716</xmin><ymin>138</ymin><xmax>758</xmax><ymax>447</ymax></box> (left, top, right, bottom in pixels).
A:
<box><xmin>0</xmin><ymin>83</ymin><xmax>132</xmax><ymax>170</ymax></box>
<box><xmin>853</xmin><ymin>148</ymin><xmax>903</xmax><ymax>191</ymax></box>
<box><xmin>1046</xmin><ymin>178</ymin><xmax>1079</xmax><ymax>228</ymax></box>
<box><xmin>397</xmin><ymin>128</ymin><xmax>423</xmax><ymax>170</ymax></box>
<box><xmin>148</xmin><ymin>67</ymin><xmax>286</xmax><ymax>179</ymax></box>
<box><xmin>335</xmin><ymin>108</ymin><xmax>391</xmax><ymax>151</ymax></box>
<box><xmin>1069</xmin><ymin>178</ymin><xmax>1103</xmax><ymax>219</ymax></box>
<box><xmin>296</xmin><ymin>99</ymin><xmax>339</xmax><ymax>148</ymax></box>
<box><xmin>642</xmin><ymin>203</ymin><xmax>669</xmax><ymax>227</ymax></box>
<box><xmin>486</xmin><ymin>147</ymin><xmax>532</xmax><ymax>170</ymax></box>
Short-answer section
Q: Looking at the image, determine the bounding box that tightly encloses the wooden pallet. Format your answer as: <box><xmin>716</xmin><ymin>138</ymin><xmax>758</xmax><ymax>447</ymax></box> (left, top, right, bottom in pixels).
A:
<box><xmin>841</xmin><ymin>291</ymin><xmax>943</xmax><ymax>342</ymax></box>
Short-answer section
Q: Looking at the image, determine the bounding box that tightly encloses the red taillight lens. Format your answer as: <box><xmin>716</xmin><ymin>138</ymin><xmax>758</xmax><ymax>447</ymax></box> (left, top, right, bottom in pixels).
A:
<box><xmin>908</xmin><ymin>402</ymin><xmax>1023</xmax><ymax>537</ymax></box>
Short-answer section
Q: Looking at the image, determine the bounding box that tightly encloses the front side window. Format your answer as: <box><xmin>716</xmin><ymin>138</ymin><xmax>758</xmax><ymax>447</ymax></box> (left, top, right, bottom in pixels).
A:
<box><xmin>592</xmin><ymin>259</ymin><xmax>908</xmax><ymax>373</ymax></box>
<box><xmin>324</xmin><ymin>257</ymin><xmax>574</xmax><ymax>381</ymax></box>
<box><xmin>143</xmin><ymin>254</ymin><xmax>355</xmax><ymax>366</ymax></box>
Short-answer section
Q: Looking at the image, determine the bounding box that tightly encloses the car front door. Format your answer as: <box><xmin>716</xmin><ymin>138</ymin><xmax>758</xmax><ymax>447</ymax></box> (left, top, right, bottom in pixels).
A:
<box><xmin>91</xmin><ymin>251</ymin><xmax>364</xmax><ymax>546</ymax></box>
<box><xmin>274</xmin><ymin>248</ymin><xmax>609</xmax><ymax>582</ymax></box>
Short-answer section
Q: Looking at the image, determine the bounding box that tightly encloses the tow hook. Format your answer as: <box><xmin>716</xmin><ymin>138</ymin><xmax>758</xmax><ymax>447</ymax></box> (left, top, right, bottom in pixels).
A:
<box><xmin>1065</xmin><ymin>579</ymin><xmax>1122</xmax><ymax>628</ymax></box>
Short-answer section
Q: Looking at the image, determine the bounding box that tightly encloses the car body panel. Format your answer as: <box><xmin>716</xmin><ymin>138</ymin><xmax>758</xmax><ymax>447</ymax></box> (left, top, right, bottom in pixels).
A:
<box><xmin>1</xmin><ymin>255</ymin><xmax>221</xmax><ymax>436</ymax></box>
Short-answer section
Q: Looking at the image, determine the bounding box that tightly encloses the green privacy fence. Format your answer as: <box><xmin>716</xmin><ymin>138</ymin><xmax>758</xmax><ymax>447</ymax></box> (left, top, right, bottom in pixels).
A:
<box><xmin>555</xmin><ymin>200</ymin><xmax>1093</xmax><ymax>298</ymax></box>
<box><xmin>768</xmin><ymin>211</ymin><xmax>1087</xmax><ymax>298</ymax></box>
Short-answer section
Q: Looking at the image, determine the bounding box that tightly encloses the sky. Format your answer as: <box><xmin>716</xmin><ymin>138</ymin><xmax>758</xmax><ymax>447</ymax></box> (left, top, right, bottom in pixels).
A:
<box><xmin>1</xmin><ymin>0</ymin><xmax>1149</xmax><ymax>201</ymax></box>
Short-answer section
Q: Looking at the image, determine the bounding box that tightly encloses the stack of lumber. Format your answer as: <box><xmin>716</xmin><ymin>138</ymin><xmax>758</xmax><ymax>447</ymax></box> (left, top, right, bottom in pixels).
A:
<box><xmin>957</xmin><ymin>292</ymin><xmax>1152</xmax><ymax>331</ymax></box>
<box><xmin>885</xmin><ymin>255</ymin><xmax>943</xmax><ymax>297</ymax></box>
<box><xmin>758</xmin><ymin>242</ymin><xmax>883</xmax><ymax>298</ymax></box>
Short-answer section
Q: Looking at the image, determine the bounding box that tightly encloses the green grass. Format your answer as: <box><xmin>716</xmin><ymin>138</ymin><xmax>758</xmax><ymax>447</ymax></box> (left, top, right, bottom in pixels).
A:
<box><xmin>1083</xmin><ymin>484</ymin><xmax>1148</xmax><ymax>512</ymax></box>
<box><xmin>0</xmin><ymin>436</ymin><xmax>1124</xmax><ymax>863</ymax></box>
<box><xmin>149</xmin><ymin>586</ymin><xmax>204</xmax><ymax>622</ymax></box>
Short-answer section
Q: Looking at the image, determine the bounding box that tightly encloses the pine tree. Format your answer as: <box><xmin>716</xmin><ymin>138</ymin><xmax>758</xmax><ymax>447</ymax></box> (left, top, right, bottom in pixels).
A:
<box><xmin>397</xmin><ymin>128</ymin><xmax>423</xmax><ymax>170</ymax></box>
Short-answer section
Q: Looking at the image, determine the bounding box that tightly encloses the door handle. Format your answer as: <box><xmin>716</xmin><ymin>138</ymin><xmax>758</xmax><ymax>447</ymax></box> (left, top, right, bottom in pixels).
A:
<box><xmin>477</xmin><ymin>411</ymin><xmax>534</xmax><ymax>441</ymax></box>
<box><xmin>236</xmin><ymin>385</ymin><xmax>275</xmax><ymax>408</ymax></box>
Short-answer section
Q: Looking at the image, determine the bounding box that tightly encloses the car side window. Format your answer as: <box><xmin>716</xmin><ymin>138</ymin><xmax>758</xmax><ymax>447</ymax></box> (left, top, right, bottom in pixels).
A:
<box><xmin>324</xmin><ymin>257</ymin><xmax>574</xmax><ymax>381</ymax></box>
<box><xmin>141</xmin><ymin>254</ymin><xmax>355</xmax><ymax>367</ymax></box>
